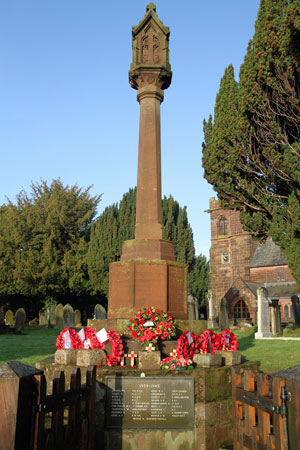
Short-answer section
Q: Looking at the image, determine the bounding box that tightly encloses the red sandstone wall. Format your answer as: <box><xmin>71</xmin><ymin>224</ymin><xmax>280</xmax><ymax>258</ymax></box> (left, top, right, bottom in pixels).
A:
<box><xmin>250</xmin><ymin>266</ymin><xmax>294</xmax><ymax>284</ymax></box>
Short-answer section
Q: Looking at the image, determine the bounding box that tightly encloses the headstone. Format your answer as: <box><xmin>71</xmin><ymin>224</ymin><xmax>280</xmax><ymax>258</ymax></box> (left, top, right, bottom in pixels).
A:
<box><xmin>14</xmin><ymin>308</ymin><xmax>26</xmax><ymax>332</ymax></box>
<box><xmin>94</xmin><ymin>304</ymin><xmax>107</xmax><ymax>319</ymax></box>
<box><xmin>29</xmin><ymin>318</ymin><xmax>38</xmax><ymax>327</ymax></box>
<box><xmin>207</xmin><ymin>290</ymin><xmax>218</xmax><ymax>329</ymax></box>
<box><xmin>218</xmin><ymin>297</ymin><xmax>229</xmax><ymax>330</ymax></box>
<box><xmin>55</xmin><ymin>303</ymin><xmax>64</xmax><ymax>329</ymax></box>
<box><xmin>5</xmin><ymin>309</ymin><xmax>14</xmax><ymax>327</ymax></box>
<box><xmin>187</xmin><ymin>295</ymin><xmax>198</xmax><ymax>320</ymax></box>
<box><xmin>38</xmin><ymin>310</ymin><xmax>48</xmax><ymax>326</ymax></box>
<box><xmin>270</xmin><ymin>299</ymin><xmax>282</xmax><ymax>336</ymax></box>
<box><xmin>74</xmin><ymin>309</ymin><xmax>81</xmax><ymax>327</ymax></box>
<box><xmin>0</xmin><ymin>305</ymin><xmax>4</xmax><ymax>325</ymax></box>
<box><xmin>63</xmin><ymin>304</ymin><xmax>75</xmax><ymax>328</ymax></box>
<box><xmin>291</xmin><ymin>296</ymin><xmax>300</xmax><ymax>327</ymax></box>
<box><xmin>255</xmin><ymin>287</ymin><xmax>272</xmax><ymax>338</ymax></box>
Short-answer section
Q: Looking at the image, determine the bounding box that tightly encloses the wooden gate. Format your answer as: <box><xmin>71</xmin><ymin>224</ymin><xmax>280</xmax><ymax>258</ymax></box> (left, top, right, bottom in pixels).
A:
<box><xmin>231</xmin><ymin>368</ymin><xmax>290</xmax><ymax>450</ymax></box>
<box><xmin>31</xmin><ymin>365</ymin><xmax>96</xmax><ymax>450</ymax></box>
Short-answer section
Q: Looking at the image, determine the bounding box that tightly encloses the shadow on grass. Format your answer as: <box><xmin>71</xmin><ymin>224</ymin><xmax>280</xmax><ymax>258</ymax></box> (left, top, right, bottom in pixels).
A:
<box><xmin>0</xmin><ymin>327</ymin><xmax>57</xmax><ymax>365</ymax></box>
<box><xmin>236</xmin><ymin>331</ymin><xmax>256</xmax><ymax>352</ymax></box>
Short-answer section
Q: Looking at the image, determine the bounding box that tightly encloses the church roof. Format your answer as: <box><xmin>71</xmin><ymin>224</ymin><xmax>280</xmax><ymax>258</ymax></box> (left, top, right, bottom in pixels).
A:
<box><xmin>264</xmin><ymin>282</ymin><xmax>299</xmax><ymax>298</ymax></box>
<box><xmin>250</xmin><ymin>240</ymin><xmax>287</xmax><ymax>268</ymax></box>
<box><xmin>242</xmin><ymin>280</ymin><xmax>260</xmax><ymax>297</ymax></box>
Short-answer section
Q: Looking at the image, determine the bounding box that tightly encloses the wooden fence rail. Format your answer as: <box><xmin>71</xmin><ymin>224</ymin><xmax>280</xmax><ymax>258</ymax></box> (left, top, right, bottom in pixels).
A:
<box><xmin>31</xmin><ymin>365</ymin><xmax>96</xmax><ymax>450</ymax></box>
<box><xmin>232</xmin><ymin>367</ymin><xmax>289</xmax><ymax>450</ymax></box>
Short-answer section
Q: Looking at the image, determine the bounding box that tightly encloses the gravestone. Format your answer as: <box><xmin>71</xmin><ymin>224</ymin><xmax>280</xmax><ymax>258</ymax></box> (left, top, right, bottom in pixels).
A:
<box><xmin>74</xmin><ymin>309</ymin><xmax>82</xmax><ymax>327</ymax></box>
<box><xmin>14</xmin><ymin>308</ymin><xmax>26</xmax><ymax>332</ymax></box>
<box><xmin>270</xmin><ymin>299</ymin><xmax>282</xmax><ymax>336</ymax></box>
<box><xmin>39</xmin><ymin>310</ymin><xmax>48</xmax><ymax>326</ymax></box>
<box><xmin>187</xmin><ymin>295</ymin><xmax>198</xmax><ymax>320</ymax></box>
<box><xmin>5</xmin><ymin>310</ymin><xmax>14</xmax><ymax>327</ymax></box>
<box><xmin>207</xmin><ymin>290</ymin><xmax>218</xmax><ymax>329</ymax></box>
<box><xmin>29</xmin><ymin>318</ymin><xmax>38</xmax><ymax>327</ymax></box>
<box><xmin>291</xmin><ymin>295</ymin><xmax>300</xmax><ymax>327</ymax></box>
<box><xmin>94</xmin><ymin>304</ymin><xmax>107</xmax><ymax>320</ymax></box>
<box><xmin>218</xmin><ymin>297</ymin><xmax>229</xmax><ymax>330</ymax></box>
<box><xmin>55</xmin><ymin>303</ymin><xmax>64</xmax><ymax>329</ymax></box>
<box><xmin>0</xmin><ymin>306</ymin><xmax>4</xmax><ymax>325</ymax></box>
<box><xmin>63</xmin><ymin>304</ymin><xmax>75</xmax><ymax>328</ymax></box>
<box><xmin>255</xmin><ymin>287</ymin><xmax>272</xmax><ymax>338</ymax></box>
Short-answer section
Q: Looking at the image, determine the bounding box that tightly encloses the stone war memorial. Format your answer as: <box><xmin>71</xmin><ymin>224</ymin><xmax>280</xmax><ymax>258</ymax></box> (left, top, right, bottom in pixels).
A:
<box><xmin>108</xmin><ymin>2</ymin><xmax>187</xmax><ymax>321</ymax></box>
<box><xmin>34</xmin><ymin>5</ymin><xmax>251</xmax><ymax>450</ymax></box>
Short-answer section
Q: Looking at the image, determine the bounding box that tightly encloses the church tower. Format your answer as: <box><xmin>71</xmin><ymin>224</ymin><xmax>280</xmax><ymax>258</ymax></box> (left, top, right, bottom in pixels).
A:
<box><xmin>208</xmin><ymin>197</ymin><xmax>257</xmax><ymax>313</ymax></box>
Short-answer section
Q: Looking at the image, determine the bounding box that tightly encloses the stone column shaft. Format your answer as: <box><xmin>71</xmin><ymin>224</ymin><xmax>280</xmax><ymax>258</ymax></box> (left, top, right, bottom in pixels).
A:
<box><xmin>135</xmin><ymin>86</ymin><xmax>164</xmax><ymax>240</ymax></box>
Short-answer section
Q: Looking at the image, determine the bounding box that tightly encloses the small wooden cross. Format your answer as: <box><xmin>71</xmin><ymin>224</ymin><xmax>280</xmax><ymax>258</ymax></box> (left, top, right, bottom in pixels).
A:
<box><xmin>170</xmin><ymin>349</ymin><xmax>177</xmax><ymax>358</ymax></box>
<box><xmin>145</xmin><ymin>343</ymin><xmax>155</xmax><ymax>352</ymax></box>
<box><xmin>128</xmin><ymin>351</ymin><xmax>137</xmax><ymax>367</ymax></box>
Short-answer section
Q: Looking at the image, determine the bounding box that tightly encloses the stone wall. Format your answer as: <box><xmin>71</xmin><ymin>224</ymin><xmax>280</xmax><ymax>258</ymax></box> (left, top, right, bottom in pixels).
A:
<box><xmin>36</xmin><ymin>358</ymin><xmax>258</xmax><ymax>450</ymax></box>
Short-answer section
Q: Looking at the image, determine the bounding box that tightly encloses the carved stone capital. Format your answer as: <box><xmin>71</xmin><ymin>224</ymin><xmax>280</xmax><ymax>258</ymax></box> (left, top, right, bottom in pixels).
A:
<box><xmin>137</xmin><ymin>85</ymin><xmax>164</xmax><ymax>103</ymax></box>
<box><xmin>129</xmin><ymin>68</ymin><xmax>172</xmax><ymax>91</ymax></box>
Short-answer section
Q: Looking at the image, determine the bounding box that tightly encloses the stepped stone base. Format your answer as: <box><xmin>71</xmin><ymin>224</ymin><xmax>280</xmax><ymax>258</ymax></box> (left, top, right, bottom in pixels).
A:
<box><xmin>121</xmin><ymin>239</ymin><xmax>175</xmax><ymax>261</ymax></box>
<box><xmin>108</xmin><ymin>258</ymin><xmax>188</xmax><ymax>319</ymax></box>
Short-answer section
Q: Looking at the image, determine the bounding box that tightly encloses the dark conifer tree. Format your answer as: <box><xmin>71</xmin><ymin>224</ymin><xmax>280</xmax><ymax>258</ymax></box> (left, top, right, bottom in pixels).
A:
<box><xmin>203</xmin><ymin>0</ymin><xmax>300</xmax><ymax>286</ymax></box>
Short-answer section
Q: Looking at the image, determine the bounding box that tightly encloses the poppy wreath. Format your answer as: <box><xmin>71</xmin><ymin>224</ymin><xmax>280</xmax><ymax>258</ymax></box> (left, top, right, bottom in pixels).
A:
<box><xmin>219</xmin><ymin>329</ymin><xmax>238</xmax><ymax>351</ymax></box>
<box><xmin>161</xmin><ymin>356</ymin><xmax>194</xmax><ymax>372</ymax></box>
<box><xmin>103</xmin><ymin>330</ymin><xmax>124</xmax><ymax>367</ymax></box>
<box><xmin>79</xmin><ymin>327</ymin><xmax>105</xmax><ymax>349</ymax></box>
<box><xmin>56</xmin><ymin>327</ymin><xmax>82</xmax><ymax>349</ymax></box>
<box><xmin>199</xmin><ymin>330</ymin><xmax>221</xmax><ymax>354</ymax></box>
<box><xmin>176</xmin><ymin>331</ymin><xmax>202</xmax><ymax>360</ymax></box>
<box><xmin>128</xmin><ymin>306</ymin><xmax>176</xmax><ymax>350</ymax></box>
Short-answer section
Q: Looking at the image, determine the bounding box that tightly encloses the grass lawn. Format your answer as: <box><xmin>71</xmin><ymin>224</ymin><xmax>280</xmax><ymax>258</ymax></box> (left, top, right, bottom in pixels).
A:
<box><xmin>235</xmin><ymin>328</ymin><xmax>300</xmax><ymax>373</ymax></box>
<box><xmin>1</xmin><ymin>326</ymin><xmax>300</xmax><ymax>374</ymax></box>
<box><xmin>0</xmin><ymin>327</ymin><xmax>58</xmax><ymax>367</ymax></box>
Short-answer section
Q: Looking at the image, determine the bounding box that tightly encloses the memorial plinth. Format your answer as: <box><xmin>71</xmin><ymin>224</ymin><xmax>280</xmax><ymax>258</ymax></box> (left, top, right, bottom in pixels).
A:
<box><xmin>108</xmin><ymin>3</ymin><xmax>187</xmax><ymax>319</ymax></box>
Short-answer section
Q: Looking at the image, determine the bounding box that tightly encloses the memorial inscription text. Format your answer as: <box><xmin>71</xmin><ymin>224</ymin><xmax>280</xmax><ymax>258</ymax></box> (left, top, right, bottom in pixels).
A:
<box><xmin>105</xmin><ymin>377</ymin><xmax>194</xmax><ymax>429</ymax></box>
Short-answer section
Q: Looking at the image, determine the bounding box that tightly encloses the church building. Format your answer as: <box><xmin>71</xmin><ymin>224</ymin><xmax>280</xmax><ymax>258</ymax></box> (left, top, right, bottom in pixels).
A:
<box><xmin>208</xmin><ymin>197</ymin><xmax>299</xmax><ymax>324</ymax></box>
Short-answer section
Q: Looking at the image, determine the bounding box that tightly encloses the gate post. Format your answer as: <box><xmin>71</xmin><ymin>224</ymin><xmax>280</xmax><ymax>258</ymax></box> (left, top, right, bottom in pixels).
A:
<box><xmin>273</xmin><ymin>365</ymin><xmax>300</xmax><ymax>450</ymax></box>
<box><xmin>0</xmin><ymin>361</ymin><xmax>43</xmax><ymax>450</ymax></box>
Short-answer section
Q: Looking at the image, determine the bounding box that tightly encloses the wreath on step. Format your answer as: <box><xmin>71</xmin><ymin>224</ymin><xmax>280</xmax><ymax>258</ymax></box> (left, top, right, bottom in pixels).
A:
<box><xmin>56</xmin><ymin>327</ymin><xmax>124</xmax><ymax>366</ymax></box>
<box><xmin>176</xmin><ymin>331</ymin><xmax>202</xmax><ymax>360</ymax></box>
<box><xmin>56</xmin><ymin>327</ymin><xmax>82</xmax><ymax>349</ymax></box>
<box><xmin>103</xmin><ymin>330</ymin><xmax>124</xmax><ymax>366</ymax></box>
<box><xmin>199</xmin><ymin>330</ymin><xmax>221</xmax><ymax>354</ymax></box>
<box><xmin>219</xmin><ymin>329</ymin><xmax>238</xmax><ymax>351</ymax></box>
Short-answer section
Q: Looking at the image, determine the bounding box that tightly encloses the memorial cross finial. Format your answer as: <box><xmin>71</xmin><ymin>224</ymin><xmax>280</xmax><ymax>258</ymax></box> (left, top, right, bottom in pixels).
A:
<box><xmin>146</xmin><ymin>2</ymin><xmax>156</xmax><ymax>12</ymax></box>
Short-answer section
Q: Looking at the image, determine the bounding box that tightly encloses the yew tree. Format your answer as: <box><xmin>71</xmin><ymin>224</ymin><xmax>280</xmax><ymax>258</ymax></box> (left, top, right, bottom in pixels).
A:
<box><xmin>203</xmin><ymin>0</ymin><xmax>300</xmax><ymax>285</ymax></box>
<box><xmin>0</xmin><ymin>179</ymin><xmax>101</xmax><ymax>298</ymax></box>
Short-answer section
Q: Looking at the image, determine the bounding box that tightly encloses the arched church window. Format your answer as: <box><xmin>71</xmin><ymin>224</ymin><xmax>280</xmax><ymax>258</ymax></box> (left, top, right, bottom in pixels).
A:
<box><xmin>219</xmin><ymin>217</ymin><xmax>227</xmax><ymax>235</ymax></box>
<box><xmin>233</xmin><ymin>299</ymin><xmax>250</xmax><ymax>319</ymax></box>
<box><xmin>284</xmin><ymin>305</ymin><xmax>289</xmax><ymax>318</ymax></box>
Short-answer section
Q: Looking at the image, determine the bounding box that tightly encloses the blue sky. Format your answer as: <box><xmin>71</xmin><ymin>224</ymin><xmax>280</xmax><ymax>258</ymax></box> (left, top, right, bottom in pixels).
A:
<box><xmin>0</xmin><ymin>1</ymin><xmax>260</xmax><ymax>258</ymax></box>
